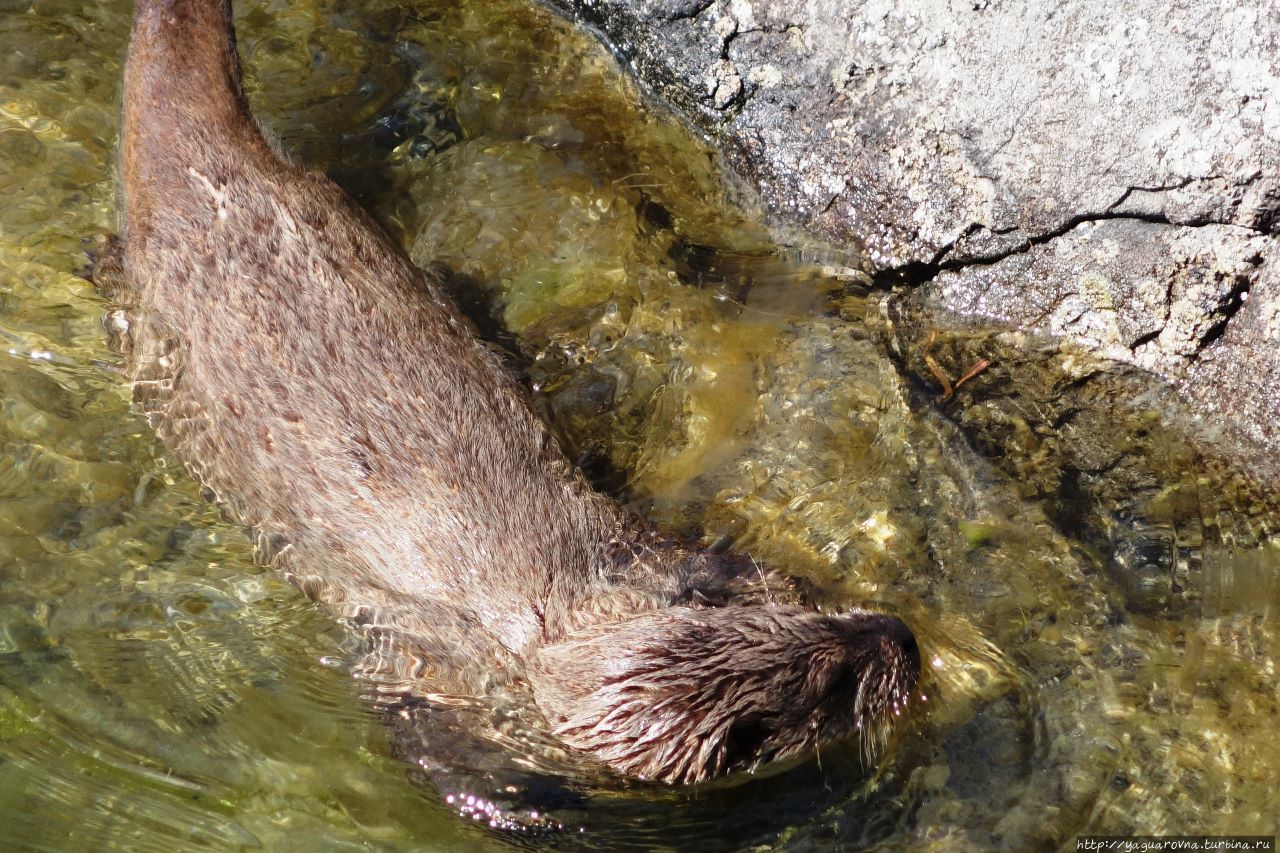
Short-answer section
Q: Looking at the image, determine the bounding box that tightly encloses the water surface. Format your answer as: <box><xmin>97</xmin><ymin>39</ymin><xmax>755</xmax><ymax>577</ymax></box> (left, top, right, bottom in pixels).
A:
<box><xmin>1</xmin><ymin>0</ymin><xmax>1278</xmax><ymax>849</ymax></box>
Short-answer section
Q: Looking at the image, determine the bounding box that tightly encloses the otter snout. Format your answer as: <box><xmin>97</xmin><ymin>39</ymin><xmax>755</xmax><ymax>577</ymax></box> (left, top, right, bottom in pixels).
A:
<box><xmin>527</xmin><ymin>605</ymin><xmax>921</xmax><ymax>785</ymax></box>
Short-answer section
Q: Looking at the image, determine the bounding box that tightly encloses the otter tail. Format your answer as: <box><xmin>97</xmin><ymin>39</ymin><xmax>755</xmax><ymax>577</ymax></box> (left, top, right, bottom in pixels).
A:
<box><xmin>122</xmin><ymin>0</ymin><xmax>264</xmax><ymax>262</ymax></box>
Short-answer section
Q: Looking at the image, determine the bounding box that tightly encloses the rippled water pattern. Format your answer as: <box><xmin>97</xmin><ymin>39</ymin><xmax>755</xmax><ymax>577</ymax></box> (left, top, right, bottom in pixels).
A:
<box><xmin>2</xmin><ymin>0</ymin><xmax>1279</xmax><ymax>849</ymax></box>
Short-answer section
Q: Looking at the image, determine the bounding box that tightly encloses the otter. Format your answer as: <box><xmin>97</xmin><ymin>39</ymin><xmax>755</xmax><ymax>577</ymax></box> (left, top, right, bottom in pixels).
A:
<box><xmin>110</xmin><ymin>0</ymin><xmax>920</xmax><ymax>824</ymax></box>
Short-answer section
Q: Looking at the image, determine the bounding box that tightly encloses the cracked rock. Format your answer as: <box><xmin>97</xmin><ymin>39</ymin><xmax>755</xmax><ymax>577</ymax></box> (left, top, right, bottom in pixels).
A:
<box><xmin>917</xmin><ymin>222</ymin><xmax>1280</xmax><ymax>470</ymax></box>
<box><xmin>923</xmin><ymin>221</ymin><xmax>1271</xmax><ymax>375</ymax></box>
<box><xmin>704</xmin><ymin>58</ymin><xmax>742</xmax><ymax>108</ymax></box>
<box><xmin>542</xmin><ymin>0</ymin><xmax>1280</xmax><ymax>474</ymax></box>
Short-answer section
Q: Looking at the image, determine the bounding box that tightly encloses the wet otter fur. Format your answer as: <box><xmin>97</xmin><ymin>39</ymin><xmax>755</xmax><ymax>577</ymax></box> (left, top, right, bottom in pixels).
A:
<box><xmin>113</xmin><ymin>0</ymin><xmax>920</xmax><ymax>814</ymax></box>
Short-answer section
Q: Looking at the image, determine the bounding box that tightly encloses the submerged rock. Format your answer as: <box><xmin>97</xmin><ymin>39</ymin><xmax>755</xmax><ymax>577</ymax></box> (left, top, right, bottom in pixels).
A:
<box><xmin>541</xmin><ymin>0</ymin><xmax>1280</xmax><ymax>475</ymax></box>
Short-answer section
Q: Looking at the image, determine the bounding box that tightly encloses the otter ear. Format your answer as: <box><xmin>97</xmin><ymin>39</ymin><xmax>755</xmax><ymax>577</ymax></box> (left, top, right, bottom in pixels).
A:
<box><xmin>719</xmin><ymin>712</ymin><xmax>777</xmax><ymax>772</ymax></box>
<box><xmin>815</xmin><ymin>657</ymin><xmax>862</xmax><ymax>706</ymax></box>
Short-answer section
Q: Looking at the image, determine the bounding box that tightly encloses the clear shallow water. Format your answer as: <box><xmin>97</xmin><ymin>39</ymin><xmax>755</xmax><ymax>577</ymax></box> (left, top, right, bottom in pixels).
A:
<box><xmin>1</xmin><ymin>0</ymin><xmax>1278</xmax><ymax>849</ymax></box>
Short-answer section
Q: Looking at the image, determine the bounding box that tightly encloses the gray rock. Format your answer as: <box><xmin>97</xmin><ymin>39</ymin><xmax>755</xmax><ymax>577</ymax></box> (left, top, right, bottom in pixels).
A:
<box><xmin>543</xmin><ymin>0</ymin><xmax>1280</xmax><ymax>470</ymax></box>
<box><xmin>549</xmin><ymin>0</ymin><xmax>1279</xmax><ymax>261</ymax></box>
<box><xmin>919</xmin><ymin>221</ymin><xmax>1280</xmax><ymax>462</ymax></box>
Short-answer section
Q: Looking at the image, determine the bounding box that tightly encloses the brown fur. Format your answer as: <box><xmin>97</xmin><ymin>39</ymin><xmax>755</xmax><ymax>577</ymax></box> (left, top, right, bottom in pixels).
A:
<box><xmin>116</xmin><ymin>0</ymin><xmax>920</xmax><ymax>797</ymax></box>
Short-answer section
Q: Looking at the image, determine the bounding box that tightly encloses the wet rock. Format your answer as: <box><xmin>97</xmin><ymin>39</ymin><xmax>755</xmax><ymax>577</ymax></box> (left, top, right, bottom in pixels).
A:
<box><xmin>541</xmin><ymin>0</ymin><xmax>1280</xmax><ymax>475</ymax></box>
<box><xmin>924</xmin><ymin>223</ymin><xmax>1266</xmax><ymax>373</ymax></box>
<box><xmin>919</xmin><ymin>223</ymin><xmax>1280</xmax><ymax>473</ymax></box>
<box><xmin>873</xmin><ymin>298</ymin><xmax>1280</xmax><ymax>614</ymax></box>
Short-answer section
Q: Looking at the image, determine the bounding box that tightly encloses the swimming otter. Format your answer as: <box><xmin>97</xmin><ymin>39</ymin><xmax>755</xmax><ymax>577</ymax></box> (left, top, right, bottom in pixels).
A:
<box><xmin>113</xmin><ymin>0</ymin><xmax>920</xmax><ymax>818</ymax></box>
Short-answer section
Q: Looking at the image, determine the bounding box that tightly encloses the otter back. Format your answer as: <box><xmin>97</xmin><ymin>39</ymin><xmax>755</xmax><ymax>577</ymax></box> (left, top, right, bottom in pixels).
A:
<box><xmin>122</xmin><ymin>0</ymin><xmax>629</xmax><ymax>658</ymax></box>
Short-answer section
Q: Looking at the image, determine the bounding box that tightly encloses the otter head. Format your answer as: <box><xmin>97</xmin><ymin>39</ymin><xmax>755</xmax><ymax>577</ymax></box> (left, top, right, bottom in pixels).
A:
<box><xmin>528</xmin><ymin>606</ymin><xmax>920</xmax><ymax>785</ymax></box>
